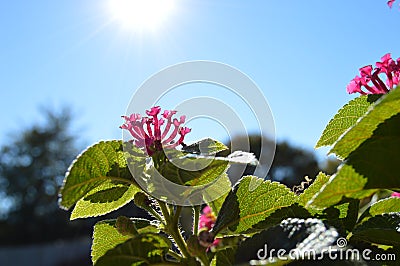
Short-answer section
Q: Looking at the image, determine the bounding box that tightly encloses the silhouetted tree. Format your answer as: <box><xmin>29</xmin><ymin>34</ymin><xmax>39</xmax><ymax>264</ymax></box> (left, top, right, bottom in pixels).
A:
<box><xmin>225</xmin><ymin>135</ymin><xmax>322</xmax><ymax>188</ymax></box>
<box><xmin>0</xmin><ymin>108</ymin><xmax>88</xmax><ymax>245</ymax></box>
<box><xmin>0</xmin><ymin>107</ymin><xmax>149</xmax><ymax>246</ymax></box>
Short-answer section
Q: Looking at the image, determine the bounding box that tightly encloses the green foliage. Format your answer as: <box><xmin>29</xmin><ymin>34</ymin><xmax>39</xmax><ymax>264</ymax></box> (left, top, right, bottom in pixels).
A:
<box><xmin>306</xmin><ymin>164</ymin><xmax>378</xmax><ymax>209</ymax></box>
<box><xmin>316</xmin><ymin>95</ymin><xmax>380</xmax><ymax>148</ymax></box>
<box><xmin>298</xmin><ymin>172</ymin><xmax>330</xmax><ymax>207</ymax></box>
<box><xmin>59</xmin><ymin>84</ymin><xmax>400</xmax><ymax>265</ymax></box>
<box><xmin>212</xmin><ymin>176</ymin><xmax>296</xmax><ymax>235</ymax></box>
<box><xmin>351</xmin><ymin>213</ymin><xmax>400</xmax><ymax>246</ymax></box>
<box><xmin>70</xmin><ymin>182</ymin><xmax>140</xmax><ymax>219</ymax></box>
<box><xmin>94</xmin><ymin>233</ymin><xmax>172</xmax><ymax>266</ymax></box>
<box><xmin>59</xmin><ymin>140</ymin><xmax>137</xmax><ymax>210</ymax></box>
<box><xmin>91</xmin><ymin>218</ymin><xmax>159</xmax><ymax>263</ymax></box>
<box><xmin>234</xmin><ymin>218</ymin><xmax>339</xmax><ymax>264</ymax></box>
<box><xmin>182</xmin><ymin>138</ymin><xmax>228</xmax><ymax>155</ymax></box>
<box><xmin>368</xmin><ymin>197</ymin><xmax>400</xmax><ymax>216</ymax></box>
<box><xmin>157</xmin><ymin>156</ymin><xmax>228</xmax><ymax>186</ymax></box>
<box><xmin>330</xmin><ymin>89</ymin><xmax>400</xmax><ymax>158</ymax></box>
<box><xmin>309</xmin><ymin>87</ymin><xmax>400</xmax><ymax>209</ymax></box>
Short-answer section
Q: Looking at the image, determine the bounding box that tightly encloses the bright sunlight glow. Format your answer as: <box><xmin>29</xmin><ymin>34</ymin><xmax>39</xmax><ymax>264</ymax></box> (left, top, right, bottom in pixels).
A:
<box><xmin>108</xmin><ymin>0</ymin><xmax>176</xmax><ymax>32</ymax></box>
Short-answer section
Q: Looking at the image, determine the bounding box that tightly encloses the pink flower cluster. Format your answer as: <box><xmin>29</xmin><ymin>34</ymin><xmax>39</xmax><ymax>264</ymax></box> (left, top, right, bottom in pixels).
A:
<box><xmin>392</xmin><ymin>192</ymin><xmax>400</xmax><ymax>198</ymax></box>
<box><xmin>388</xmin><ymin>0</ymin><xmax>397</xmax><ymax>8</ymax></box>
<box><xmin>120</xmin><ymin>106</ymin><xmax>191</xmax><ymax>156</ymax></box>
<box><xmin>199</xmin><ymin>206</ymin><xmax>217</xmax><ymax>231</ymax></box>
<box><xmin>347</xmin><ymin>53</ymin><xmax>400</xmax><ymax>95</ymax></box>
<box><xmin>198</xmin><ymin>206</ymin><xmax>220</xmax><ymax>249</ymax></box>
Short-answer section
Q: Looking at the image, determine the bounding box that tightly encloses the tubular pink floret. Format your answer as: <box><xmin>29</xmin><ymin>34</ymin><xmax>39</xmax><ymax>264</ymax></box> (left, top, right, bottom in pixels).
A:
<box><xmin>120</xmin><ymin>107</ymin><xmax>191</xmax><ymax>155</ymax></box>
<box><xmin>347</xmin><ymin>53</ymin><xmax>400</xmax><ymax>95</ymax></box>
<box><xmin>388</xmin><ymin>0</ymin><xmax>396</xmax><ymax>8</ymax></box>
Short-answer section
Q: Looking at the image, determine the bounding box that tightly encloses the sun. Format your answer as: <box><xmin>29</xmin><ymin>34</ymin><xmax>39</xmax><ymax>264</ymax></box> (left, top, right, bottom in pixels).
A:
<box><xmin>107</xmin><ymin>0</ymin><xmax>176</xmax><ymax>32</ymax></box>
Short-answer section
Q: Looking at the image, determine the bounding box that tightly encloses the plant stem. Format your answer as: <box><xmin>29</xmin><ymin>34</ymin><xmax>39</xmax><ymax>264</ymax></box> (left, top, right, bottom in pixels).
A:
<box><xmin>147</xmin><ymin>205</ymin><xmax>164</xmax><ymax>223</ymax></box>
<box><xmin>198</xmin><ymin>253</ymin><xmax>210</xmax><ymax>266</ymax></box>
<box><xmin>172</xmin><ymin>205</ymin><xmax>182</xmax><ymax>225</ymax></box>
<box><xmin>157</xmin><ymin>200</ymin><xmax>191</xmax><ymax>259</ymax></box>
<box><xmin>157</xmin><ymin>200</ymin><xmax>170</xmax><ymax>224</ymax></box>
<box><xmin>167</xmin><ymin>250</ymin><xmax>182</xmax><ymax>261</ymax></box>
<box><xmin>169</xmin><ymin>223</ymin><xmax>191</xmax><ymax>259</ymax></box>
<box><xmin>193</xmin><ymin>205</ymin><xmax>200</xmax><ymax>236</ymax></box>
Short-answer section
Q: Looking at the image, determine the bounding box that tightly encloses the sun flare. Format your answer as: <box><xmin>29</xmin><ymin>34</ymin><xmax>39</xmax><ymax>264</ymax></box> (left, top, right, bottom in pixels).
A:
<box><xmin>108</xmin><ymin>0</ymin><xmax>175</xmax><ymax>32</ymax></box>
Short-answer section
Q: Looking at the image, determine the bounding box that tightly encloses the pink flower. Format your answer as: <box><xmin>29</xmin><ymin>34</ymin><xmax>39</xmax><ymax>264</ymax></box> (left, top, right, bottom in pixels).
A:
<box><xmin>199</xmin><ymin>206</ymin><xmax>216</xmax><ymax>231</ymax></box>
<box><xmin>120</xmin><ymin>106</ymin><xmax>191</xmax><ymax>156</ymax></box>
<box><xmin>391</xmin><ymin>192</ymin><xmax>400</xmax><ymax>198</ymax></box>
<box><xmin>198</xmin><ymin>205</ymin><xmax>220</xmax><ymax>250</ymax></box>
<box><xmin>347</xmin><ymin>53</ymin><xmax>400</xmax><ymax>95</ymax></box>
<box><xmin>388</xmin><ymin>0</ymin><xmax>396</xmax><ymax>8</ymax></box>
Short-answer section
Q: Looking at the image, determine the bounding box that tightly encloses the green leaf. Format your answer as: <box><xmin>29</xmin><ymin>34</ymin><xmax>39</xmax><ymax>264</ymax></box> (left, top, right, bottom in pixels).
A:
<box><xmin>157</xmin><ymin>157</ymin><xmax>228</xmax><ymax>187</ymax></box>
<box><xmin>343</xmin><ymin>113</ymin><xmax>400</xmax><ymax>189</ymax></box>
<box><xmin>358</xmin><ymin>197</ymin><xmax>400</xmax><ymax>223</ymax></box>
<box><xmin>330</xmin><ymin>87</ymin><xmax>400</xmax><ymax>158</ymax></box>
<box><xmin>91</xmin><ymin>218</ymin><xmax>159</xmax><ymax>263</ymax></box>
<box><xmin>59</xmin><ymin>140</ymin><xmax>138</xmax><ymax>209</ymax></box>
<box><xmin>212</xmin><ymin>176</ymin><xmax>296</xmax><ymax>235</ymax></box>
<box><xmin>351</xmin><ymin>213</ymin><xmax>400</xmax><ymax>246</ymax></box>
<box><xmin>298</xmin><ymin>172</ymin><xmax>330</xmax><ymax>209</ymax></box>
<box><xmin>309</xmin><ymin>112</ymin><xmax>400</xmax><ymax>208</ymax></box>
<box><xmin>182</xmin><ymin>138</ymin><xmax>228</xmax><ymax>155</ymax></box>
<box><xmin>94</xmin><ymin>233</ymin><xmax>172</xmax><ymax>266</ymax></box>
<box><xmin>235</xmin><ymin>218</ymin><xmax>339</xmax><ymax>264</ymax></box>
<box><xmin>249</xmin><ymin>204</ymin><xmax>312</xmax><ymax>233</ymax></box>
<box><xmin>70</xmin><ymin>182</ymin><xmax>140</xmax><ymax>219</ymax></box>
<box><xmin>322</xmin><ymin>198</ymin><xmax>359</xmax><ymax>234</ymax></box>
<box><xmin>316</xmin><ymin>94</ymin><xmax>380</xmax><ymax>148</ymax></box>
<box><xmin>207</xmin><ymin>191</ymin><xmax>229</xmax><ymax>216</ymax></box>
<box><xmin>115</xmin><ymin>216</ymin><xmax>139</xmax><ymax>236</ymax></box>
<box><xmin>369</xmin><ymin>197</ymin><xmax>400</xmax><ymax>216</ymax></box>
<box><xmin>212</xmin><ymin>248</ymin><xmax>236</xmax><ymax>266</ymax></box>
<box><xmin>306</xmin><ymin>164</ymin><xmax>377</xmax><ymax>209</ymax></box>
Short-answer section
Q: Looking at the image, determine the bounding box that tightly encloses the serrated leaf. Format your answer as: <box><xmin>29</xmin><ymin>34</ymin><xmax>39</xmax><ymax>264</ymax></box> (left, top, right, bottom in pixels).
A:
<box><xmin>94</xmin><ymin>233</ymin><xmax>171</xmax><ymax>266</ymax></box>
<box><xmin>212</xmin><ymin>176</ymin><xmax>296</xmax><ymax>235</ymax></box>
<box><xmin>306</xmin><ymin>164</ymin><xmax>377</xmax><ymax>209</ymax></box>
<box><xmin>344</xmin><ymin>113</ymin><xmax>400</xmax><ymax>189</ymax></box>
<box><xmin>249</xmin><ymin>204</ymin><xmax>311</xmax><ymax>233</ymax></box>
<box><xmin>91</xmin><ymin>218</ymin><xmax>159</xmax><ymax>263</ymax></box>
<box><xmin>207</xmin><ymin>191</ymin><xmax>229</xmax><ymax>216</ymax></box>
<box><xmin>351</xmin><ymin>213</ymin><xmax>400</xmax><ymax>246</ymax></box>
<box><xmin>330</xmin><ymin>87</ymin><xmax>400</xmax><ymax>158</ymax></box>
<box><xmin>235</xmin><ymin>218</ymin><xmax>339</xmax><ymax>264</ymax></box>
<box><xmin>322</xmin><ymin>198</ymin><xmax>359</xmax><ymax>234</ymax></box>
<box><xmin>359</xmin><ymin>197</ymin><xmax>400</xmax><ymax>224</ymax></box>
<box><xmin>70</xmin><ymin>182</ymin><xmax>140</xmax><ymax>219</ymax></box>
<box><xmin>213</xmin><ymin>248</ymin><xmax>236</xmax><ymax>266</ymax></box>
<box><xmin>115</xmin><ymin>216</ymin><xmax>139</xmax><ymax>236</ymax></box>
<box><xmin>369</xmin><ymin>197</ymin><xmax>400</xmax><ymax>216</ymax></box>
<box><xmin>309</xmin><ymin>112</ymin><xmax>400</xmax><ymax>208</ymax></box>
<box><xmin>59</xmin><ymin>140</ymin><xmax>139</xmax><ymax>209</ymax></box>
<box><xmin>158</xmin><ymin>157</ymin><xmax>228</xmax><ymax>186</ymax></box>
<box><xmin>182</xmin><ymin>138</ymin><xmax>228</xmax><ymax>155</ymax></box>
<box><xmin>316</xmin><ymin>94</ymin><xmax>381</xmax><ymax>148</ymax></box>
<box><xmin>298</xmin><ymin>172</ymin><xmax>330</xmax><ymax>208</ymax></box>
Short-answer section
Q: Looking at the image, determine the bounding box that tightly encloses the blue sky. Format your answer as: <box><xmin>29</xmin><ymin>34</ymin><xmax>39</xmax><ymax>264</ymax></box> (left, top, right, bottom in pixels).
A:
<box><xmin>1</xmin><ymin>0</ymin><xmax>399</xmax><ymax>160</ymax></box>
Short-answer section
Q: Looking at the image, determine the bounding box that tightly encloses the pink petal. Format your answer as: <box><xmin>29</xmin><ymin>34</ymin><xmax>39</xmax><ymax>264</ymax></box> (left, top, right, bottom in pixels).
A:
<box><xmin>146</xmin><ymin>106</ymin><xmax>161</xmax><ymax>116</ymax></box>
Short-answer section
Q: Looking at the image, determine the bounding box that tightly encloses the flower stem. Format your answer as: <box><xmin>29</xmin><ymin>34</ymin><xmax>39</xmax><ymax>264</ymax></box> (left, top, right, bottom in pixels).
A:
<box><xmin>193</xmin><ymin>206</ymin><xmax>200</xmax><ymax>236</ymax></box>
<box><xmin>147</xmin><ymin>206</ymin><xmax>164</xmax><ymax>224</ymax></box>
<box><xmin>157</xmin><ymin>200</ymin><xmax>191</xmax><ymax>259</ymax></box>
<box><xmin>167</xmin><ymin>250</ymin><xmax>182</xmax><ymax>261</ymax></box>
